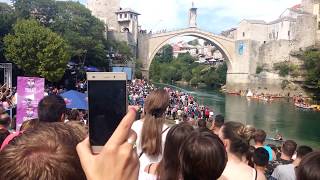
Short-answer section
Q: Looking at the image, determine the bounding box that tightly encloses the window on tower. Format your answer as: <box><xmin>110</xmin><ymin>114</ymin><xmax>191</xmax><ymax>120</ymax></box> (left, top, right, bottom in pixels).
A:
<box><xmin>125</xmin><ymin>13</ymin><xmax>127</xmax><ymax>18</ymax></box>
<box><xmin>130</xmin><ymin>14</ymin><xmax>133</xmax><ymax>19</ymax></box>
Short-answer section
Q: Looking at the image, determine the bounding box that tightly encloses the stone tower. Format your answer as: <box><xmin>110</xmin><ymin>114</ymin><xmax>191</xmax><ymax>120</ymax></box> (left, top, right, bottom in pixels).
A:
<box><xmin>87</xmin><ymin>0</ymin><xmax>120</xmax><ymax>31</ymax></box>
<box><xmin>302</xmin><ymin>0</ymin><xmax>315</xmax><ymax>14</ymax></box>
<box><xmin>189</xmin><ymin>2</ymin><xmax>197</xmax><ymax>28</ymax></box>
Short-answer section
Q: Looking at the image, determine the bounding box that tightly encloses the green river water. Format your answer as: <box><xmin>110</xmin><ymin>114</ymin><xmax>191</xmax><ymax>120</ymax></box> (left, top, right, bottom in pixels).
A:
<box><xmin>158</xmin><ymin>83</ymin><xmax>320</xmax><ymax>149</ymax></box>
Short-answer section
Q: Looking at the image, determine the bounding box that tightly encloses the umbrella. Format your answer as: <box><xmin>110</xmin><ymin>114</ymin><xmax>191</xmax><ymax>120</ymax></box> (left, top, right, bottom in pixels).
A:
<box><xmin>60</xmin><ymin>90</ymin><xmax>88</xmax><ymax>110</ymax></box>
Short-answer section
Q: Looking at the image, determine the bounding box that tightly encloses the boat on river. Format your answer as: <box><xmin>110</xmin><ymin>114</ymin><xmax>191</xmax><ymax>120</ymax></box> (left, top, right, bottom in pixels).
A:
<box><xmin>294</xmin><ymin>103</ymin><xmax>313</xmax><ymax>110</ymax></box>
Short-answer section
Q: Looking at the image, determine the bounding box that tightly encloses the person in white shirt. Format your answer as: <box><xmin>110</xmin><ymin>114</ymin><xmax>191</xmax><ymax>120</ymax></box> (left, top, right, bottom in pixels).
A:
<box><xmin>131</xmin><ymin>89</ymin><xmax>170</xmax><ymax>179</ymax></box>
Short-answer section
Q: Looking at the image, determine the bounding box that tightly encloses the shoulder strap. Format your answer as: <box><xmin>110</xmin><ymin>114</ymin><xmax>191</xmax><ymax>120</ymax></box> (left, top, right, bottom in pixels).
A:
<box><xmin>162</xmin><ymin>126</ymin><xmax>170</xmax><ymax>134</ymax></box>
<box><xmin>139</xmin><ymin>126</ymin><xmax>170</xmax><ymax>159</ymax></box>
<box><xmin>254</xmin><ymin>168</ymin><xmax>257</xmax><ymax>180</ymax></box>
<box><xmin>147</xmin><ymin>163</ymin><xmax>153</xmax><ymax>174</ymax></box>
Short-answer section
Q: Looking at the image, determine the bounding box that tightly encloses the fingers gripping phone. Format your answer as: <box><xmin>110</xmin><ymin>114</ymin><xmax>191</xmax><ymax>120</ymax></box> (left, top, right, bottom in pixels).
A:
<box><xmin>87</xmin><ymin>72</ymin><xmax>127</xmax><ymax>153</ymax></box>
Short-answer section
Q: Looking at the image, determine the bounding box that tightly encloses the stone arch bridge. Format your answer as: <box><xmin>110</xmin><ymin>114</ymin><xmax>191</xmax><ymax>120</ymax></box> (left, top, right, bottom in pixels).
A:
<box><xmin>137</xmin><ymin>27</ymin><xmax>252</xmax><ymax>88</ymax></box>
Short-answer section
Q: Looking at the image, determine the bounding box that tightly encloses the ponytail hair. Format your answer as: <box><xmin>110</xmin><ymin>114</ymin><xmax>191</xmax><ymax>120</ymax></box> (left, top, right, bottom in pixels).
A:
<box><xmin>141</xmin><ymin>89</ymin><xmax>169</xmax><ymax>157</ymax></box>
<box><xmin>221</xmin><ymin>121</ymin><xmax>255</xmax><ymax>158</ymax></box>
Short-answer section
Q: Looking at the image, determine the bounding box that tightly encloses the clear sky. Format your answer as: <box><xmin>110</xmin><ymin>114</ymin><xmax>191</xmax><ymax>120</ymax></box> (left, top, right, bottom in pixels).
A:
<box><xmin>0</xmin><ymin>0</ymin><xmax>301</xmax><ymax>33</ymax></box>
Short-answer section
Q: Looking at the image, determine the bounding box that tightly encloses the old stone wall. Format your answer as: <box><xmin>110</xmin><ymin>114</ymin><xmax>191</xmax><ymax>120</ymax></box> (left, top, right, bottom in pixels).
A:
<box><xmin>87</xmin><ymin>0</ymin><xmax>120</xmax><ymax>31</ymax></box>
<box><xmin>294</xmin><ymin>14</ymin><xmax>317</xmax><ymax>49</ymax></box>
<box><xmin>137</xmin><ymin>33</ymin><xmax>151</xmax><ymax>71</ymax></box>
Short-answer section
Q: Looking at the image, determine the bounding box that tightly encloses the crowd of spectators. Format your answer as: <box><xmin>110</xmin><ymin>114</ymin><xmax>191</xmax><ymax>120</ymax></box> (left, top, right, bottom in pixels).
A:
<box><xmin>0</xmin><ymin>79</ymin><xmax>319</xmax><ymax>180</ymax></box>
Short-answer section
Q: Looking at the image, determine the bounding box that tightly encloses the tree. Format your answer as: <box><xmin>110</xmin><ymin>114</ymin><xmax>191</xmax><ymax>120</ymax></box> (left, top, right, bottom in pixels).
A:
<box><xmin>188</xmin><ymin>39</ymin><xmax>199</xmax><ymax>46</ymax></box>
<box><xmin>273</xmin><ymin>61</ymin><xmax>298</xmax><ymax>77</ymax></box>
<box><xmin>4</xmin><ymin>19</ymin><xmax>70</xmax><ymax>82</ymax></box>
<box><xmin>154</xmin><ymin>44</ymin><xmax>173</xmax><ymax>63</ymax></box>
<box><xmin>0</xmin><ymin>3</ymin><xmax>15</xmax><ymax>62</ymax></box>
<box><xmin>177</xmin><ymin>53</ymin><xmax>195</xmax><ymax>64</ymax></box>
<box><xmin>216</xmin><ymin>62</ymin><xmax>228</xmax><ymax>84</ymax></box>
<box><xmin>301</xmin><ymin>49</ymin><xmax>320</xmax><ymax>88</ymax></box>
<box><xmin>12</xmin><ymin>0</ymin><xmax>58</xmax><ymax>26</ymax></box>
<box><xmin>50</xmin><ymin>1</ymin><xmax>107</xmax><ymax>68</ymax></box>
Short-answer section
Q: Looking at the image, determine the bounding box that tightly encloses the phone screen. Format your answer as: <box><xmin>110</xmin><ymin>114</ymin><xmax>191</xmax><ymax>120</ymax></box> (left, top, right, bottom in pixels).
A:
<box><xmin>88</xmin><ymin>80</ymin><xmax>127</xmax><ymax>146</ymax></box>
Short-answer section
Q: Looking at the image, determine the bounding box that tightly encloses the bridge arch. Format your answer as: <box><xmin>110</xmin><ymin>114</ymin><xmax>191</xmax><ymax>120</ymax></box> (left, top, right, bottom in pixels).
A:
<box><xmin>145</xmin><ymin>28</ymin><xmax>235</xmax><ymax>73</ymax></box>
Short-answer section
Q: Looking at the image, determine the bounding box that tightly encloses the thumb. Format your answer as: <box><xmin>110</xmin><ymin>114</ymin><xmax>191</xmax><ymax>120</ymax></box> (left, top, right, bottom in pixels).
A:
<box><xmin>76</xmin><ymin>137</ymin><xmax>94</xmax><ymax>169</ymax></box>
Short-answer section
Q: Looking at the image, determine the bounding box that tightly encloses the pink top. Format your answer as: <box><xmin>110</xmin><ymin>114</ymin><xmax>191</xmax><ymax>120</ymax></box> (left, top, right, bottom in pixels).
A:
<box><xmin>0</xmin><ymin>131</ymin><xmax>23</xmax><ymax>151</ymax></box>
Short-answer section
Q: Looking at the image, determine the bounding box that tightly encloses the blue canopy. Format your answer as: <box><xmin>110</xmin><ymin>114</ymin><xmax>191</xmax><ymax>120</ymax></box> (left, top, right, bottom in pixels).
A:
<box><xmin>60</xmin><ymin>90</ymin><xmax>88</xmax><ymax>110</ymax></box>
<box><xmin>85</xmin><ymin>66</ymin><xmax>100</xmax><ymax>72</ymax></box>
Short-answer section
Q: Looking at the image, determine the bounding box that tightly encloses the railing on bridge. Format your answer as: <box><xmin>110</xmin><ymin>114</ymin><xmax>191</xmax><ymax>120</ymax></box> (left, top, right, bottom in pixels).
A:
<box><xmin>150</xmin><ymin>27</ymin><xmax>223</xmax><ymax>37</ymax></box>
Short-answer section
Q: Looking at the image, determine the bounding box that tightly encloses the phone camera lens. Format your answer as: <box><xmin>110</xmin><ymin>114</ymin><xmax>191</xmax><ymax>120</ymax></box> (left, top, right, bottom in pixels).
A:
<box><xmin>93</xmin><ymin>76</ymin><xmax>95</xmax><ymax>78</ymax></box>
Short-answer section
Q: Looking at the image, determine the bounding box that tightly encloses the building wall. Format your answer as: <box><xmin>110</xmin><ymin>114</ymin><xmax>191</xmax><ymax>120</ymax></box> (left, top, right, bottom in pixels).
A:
<box><xmin>236</xmin><ymin>21</ymin><xmax>268</xmax><ymax>43</ymax></box>
<box><xmin>267</xmin><ymin>20</ymin><xmax>296</xmax><ymax>41</ymax></box>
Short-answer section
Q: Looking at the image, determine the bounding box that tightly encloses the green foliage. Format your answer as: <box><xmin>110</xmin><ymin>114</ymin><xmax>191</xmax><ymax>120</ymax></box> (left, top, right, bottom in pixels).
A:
<box><xmin>150</xmin><ymin>44</ymin><xmax>228</xmax><ymax>87</ymax></box>
<box><xmin>300</xmin><ymin>49</ymin><xmax>320</xmax><ymax>88</ymax></box>
<box><xmin>50</xmin><ymin>1</ymin><xmax>107</xmax><ymax>68</ymax></box>
<box><xmin>4</xmin><ymin>19</ymin><xmax>70</xmax><ymax>82</ymax></box>
<box><xmin>135</xmin><ymin>60</ymin><xmax>143</xmax><ymax>79</ymax></box>
<box><xmin>154</xmin><ymin>44</ymin><xmax>173</xmax><ymax>63</ymax></box>
<box><xmin>190</xmin><ymin>77</ymin><xmax>200</xmax><ymax>86</ymax></box>
<box><xmin>177</xmin><ymin>53</ymin><xmax>196</xmax><ymax>64</ymax></box>
<box><xmin>273</xmin><ymin>61</ymin><xmax>298</xmax><ymax>77</ymax></box>
<box><xmin>256</xmin><ymin>66</ymin><xmax>263</xmax><ymax>74</ymax></box>
<box><xmin>0</xmin><ymin>3</ymin><xmax>15</xmax><ymax>62</ymax></box>
<box><xmin>182</xmin><ymin>71</ymin><xmax>192</xmax><ymax>82</ymax></box>
<box><xmin>12</xmin><ymin>0</ymin><xmax>58</xmax><ymax>26</ymax></box>
<box><xmin>108</xmin><ymin>40</ymin><xmax>133</xmax><ymax>63</ymax></box>
<box><xmin>188</xmin><ymin>39</ymin><xmax>199</xmax><ymax>46</ymax></box>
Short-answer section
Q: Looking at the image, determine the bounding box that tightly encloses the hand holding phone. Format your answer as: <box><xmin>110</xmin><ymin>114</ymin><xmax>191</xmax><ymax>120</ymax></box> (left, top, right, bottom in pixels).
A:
<box><xmin>76</xmin><ymin>108</ymin><xmax>139</xmax><ymax>180</ymax></box>
<box><xmin>87</xmin><ymin>72</ymin><xmax>127</xmax><ymax>153</ymax></box>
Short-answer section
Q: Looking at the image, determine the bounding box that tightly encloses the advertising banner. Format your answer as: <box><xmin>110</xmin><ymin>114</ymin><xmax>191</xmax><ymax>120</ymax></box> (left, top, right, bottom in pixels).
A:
<box><xmin>16</xmin><ymin>77</ymin><xmax>44</xmax><ymax>130</ymax></box>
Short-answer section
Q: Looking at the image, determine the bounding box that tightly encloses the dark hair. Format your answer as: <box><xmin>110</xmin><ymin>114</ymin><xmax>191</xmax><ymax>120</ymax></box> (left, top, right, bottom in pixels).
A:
<box><xmin>0</xmin><ymin>122</ymin><xmax>86</xmax><ymax>180</ymax></box>
<box><xmin>254</xmin><ymin>129</ymin><xmax>266</xmax><ymax>144</ymax></box>
<box><xmin>0</xmin><ymin>113</ymin><xmax>10</xmax><ymax>127</ymax></box>
<box><xmin>221</xmin><ymin>121</ymin><xmax>255</xmax><ymax>158</ymax></box>
<box><xmin>141</xmin><ymin>89</ymin><xmax>169</xmax><ymax>156</ymax></box>
<box><xmin>296</xmin><ymin>151</ymin><xmax>320</xmax><ymax>180</ymax></box>
<box><xmin>179</xmin><ymin>129</ymin><xmax>227</xmax><ymax>180</ymax></box>
<box><xmin>214</xmin><ymin>114</ymin><xmax>224</xmax><ymax>128</ymax></box>
<box><xmin>68</xmin><ymin>109</ymin><xmax>80</xmax><ymax>121</ymax></box>
<box><xmin>156</xmin><ymin>123</ymin><xmax>194</xmax><ymax>180</ymax></box>
<box><xmin>0</xmin><ymin>129</ymin><xmax>10</xmax><ymax>147</ymax></box>
<box><xmin>38</xmin><ymin>95</ymin><xmax>66</xmax><ymax>122</ymax></box>
<box><xmin>246</xmin><ymin>146</ymin><xmax>256</xmax><ymax>168</ymax></box>
<box><xmin>198</xmin><ymin>119</ymin><xmax>207</xmax><ymax>129</ymax></box>
<box><xmin>296</xmin><ymin>145</ymin><xmax>313</xmax><ymax>158</ymax></box>
<box><xmin>253</xmin><ymin>147</ymin><xmax>269</xmax><ymax>167</ymax></box>
<box><xmin>282</xmin><ymin>140</ymin><xmax>297</xmax><ymax>158</ymax></box>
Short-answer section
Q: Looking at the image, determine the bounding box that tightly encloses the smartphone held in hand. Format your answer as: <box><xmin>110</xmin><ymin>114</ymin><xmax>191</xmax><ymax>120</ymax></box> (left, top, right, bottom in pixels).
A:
<box><xmin>87</xmin><ymin>72</ymin><xmax>127</xmax><ymax>153</ymax></box>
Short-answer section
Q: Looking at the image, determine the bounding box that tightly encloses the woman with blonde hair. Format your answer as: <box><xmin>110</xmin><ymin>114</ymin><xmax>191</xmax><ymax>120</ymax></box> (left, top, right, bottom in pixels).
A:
<box><xmin>131</xmin><ymin>89</ymin><xmax>170</xmax><ymax>179</ymax></box>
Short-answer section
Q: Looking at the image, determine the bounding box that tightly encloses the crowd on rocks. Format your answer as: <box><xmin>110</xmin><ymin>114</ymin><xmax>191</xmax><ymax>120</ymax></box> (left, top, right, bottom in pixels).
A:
<box><xmin>0</xmin><ymin>80</ymin><xmax>319</xmax><ymax>180</ymax></box>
